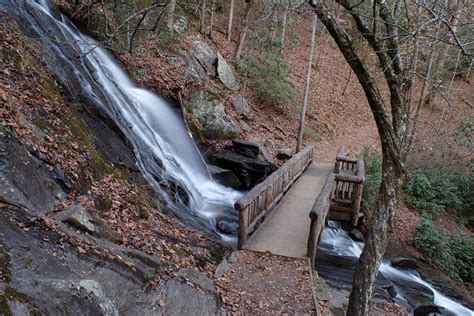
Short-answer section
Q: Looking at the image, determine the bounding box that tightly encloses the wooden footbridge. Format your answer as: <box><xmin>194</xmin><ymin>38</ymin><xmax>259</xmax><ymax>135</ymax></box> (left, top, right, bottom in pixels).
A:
<box><xmin>234</xmin><ymin>145</ymin><xmax>365</xmax><ymax>266</ymax></box>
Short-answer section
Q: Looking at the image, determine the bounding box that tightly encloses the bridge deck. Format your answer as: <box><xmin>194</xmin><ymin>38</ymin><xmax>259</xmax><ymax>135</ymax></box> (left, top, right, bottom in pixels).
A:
<box><xmin>243</xmin><ymin>163</ymin><xmax>333</xmax><ymax>258</ymax></box>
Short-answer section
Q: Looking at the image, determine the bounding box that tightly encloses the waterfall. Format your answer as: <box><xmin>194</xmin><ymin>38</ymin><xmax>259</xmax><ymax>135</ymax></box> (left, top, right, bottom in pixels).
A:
<box><xmin>319</xmin><ymin>222</ymin><xmax>474</xmax><ymax>315</ymax></box>
<box><xmin>10</xmin><ymin>0</ymin><xmax>241</xmax><ymax>242</ymax></box>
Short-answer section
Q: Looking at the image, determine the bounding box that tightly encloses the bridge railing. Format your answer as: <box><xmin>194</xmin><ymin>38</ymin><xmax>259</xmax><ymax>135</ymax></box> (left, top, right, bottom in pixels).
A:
<box><xmin>307</xmin><ymin>172</ymin><xmax>335</xmax><ymax>265</ymax></box>
<box><xmin>235</xmin><ymin>145</ymin><xmax>314</xmax><ymax>249</ymax></box>
<box><xmin>332</xmin><ymin>145</ymin><xmax>365</xmax><ymax>226</ymax></box>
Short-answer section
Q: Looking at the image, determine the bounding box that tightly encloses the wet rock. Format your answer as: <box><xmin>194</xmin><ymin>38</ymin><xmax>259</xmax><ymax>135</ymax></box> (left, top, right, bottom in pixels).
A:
<box><xmin>232</xmin><ymin>96</ymin><xmax>250</xmax><ymax>115</ymax></box>
<box><xmin>217</xmin><ymin>53</ymin><xmax>240</xmax><ymax>91</ymax></box>
<box><xmin>216</xmin><ymin>220</ymin><xmax>238</xmax><ymax>235</ymax></box>
<box><xmin>232</xmin><ymin>139</ymin><xmax>260</xmax><ymax>158</ymax></box>
<box><xmin>413</xmin><ymin>304</ymin><xmax>443</xmax><ymax>316</ymax></box>
<box><xmin>349</xmin><ymin>229</ymin><xmax>364</xmax><ymax>242</ymax></box>
<box><xmin>214</xmin><ymin>259</ymin><xmax>230</xmax><ymax>278</ymax></box>
<box><xmin>189</xmin><ymin>37</ymin><xmax>217</xmax><ymax>77</ymax></box>
<box><xmin>208</xmin><ymin>165</ymin><xmax>241</xmax><ymax>188</ymax></box>
<box><xmin>187</xmin><ymin>89</ymin><xmax>240</xmax><ymax>140</ymax></box>
<box><xmin>390</xmin><ymin>257</ymin><xmax>419</xmax><ymax>270</ymax></box>
<box><xmin>389</xmin><ymin>275</ymin><xmax>435</xmax><ymax>308</ymax></box>
<box><xmin>277</xmin><ymin>148</ymin><xmax>293</xmax><ymax>160</ymax></box>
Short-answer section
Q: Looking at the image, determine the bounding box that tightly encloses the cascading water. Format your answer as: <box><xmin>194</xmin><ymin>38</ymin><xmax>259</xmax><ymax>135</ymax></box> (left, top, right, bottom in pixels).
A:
<box><xmin>319</xmin><ymin>222</ymin><xmax>474</xmax><ymax>315</ymax></box>
<box><xmin>2</xmin><ymin>0</ymin><xmax>241</xmax><ymax>242</ymax></box>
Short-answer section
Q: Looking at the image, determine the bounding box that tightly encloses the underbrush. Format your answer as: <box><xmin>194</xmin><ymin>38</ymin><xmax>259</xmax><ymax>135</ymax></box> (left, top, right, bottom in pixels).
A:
<box><xmin>237</xmin><ymin>54</ymin><xmax>294</xmax><ymax>110</ymax></box>
<box><xmin>413</xmin><ymin>217</ymin><xmax>473</xmax><ymax>283</ymax></box>
<box><xmin>404</xmin><ymin>167</ymin><xmax>473</xmax><ymax>223</ymax></box>
<box><xmin>360</xmin><ymin>146</ymin><xmax>382</xmax><ymax>213</ymax></box>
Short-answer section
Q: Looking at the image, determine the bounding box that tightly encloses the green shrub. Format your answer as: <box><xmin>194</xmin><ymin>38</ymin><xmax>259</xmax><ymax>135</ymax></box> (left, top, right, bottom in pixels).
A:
<box><xmin>413</xmin><ymin>217</ymin><xmax>473</xmax><ymax>283</ymax></box>
<box><xmin>404</xmin><ymin>168</ymin><xmax>472</xmax><ymax>215</ymax></box>
<box><xmin>360</xmin><ymin>147</ymin><xmax>382</xmax><ymax>212</ymax></box>
<box><xmin>237</xmin><ymin>54</ymin><xmax>294</xmax><ymax>110</ymax></box>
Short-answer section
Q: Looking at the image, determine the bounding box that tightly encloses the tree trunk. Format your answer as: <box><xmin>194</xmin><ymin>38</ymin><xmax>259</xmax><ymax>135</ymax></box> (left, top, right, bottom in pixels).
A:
<box><xmin>234</xmin><ymin>0</ymin><xmax>252</xmax><ymax>62</ymax></box>
<box><xmin>296</xmin><ymin>13</ymin><xmax>317</xmax><ymax>153</ymax></box>
<box><xmin>167</xmin><ymin>0</ymin><xmax>177</xmax><ymax>30</ymax></box>
<box><xmin>347</xmin><ymin>150</ymin><xmax>402</xmax><ymax>315</ymax></box>
<box><xmin>280</xmin><ymin>5</ymin><xmax>288</xmax><ymax>50</ymax></box>
<box><xmin>200</xmin><ymin>0</ymin><xmax>206</xmax><ymax>33</ymax></box>
<box><xmin>208</xmin><ymin>0</ymin><xmax>215</xmax><ymax>38</ymax></box>
<box><xmin>227</xmin><ymin>0</ymin><xmax>235</xmax><ymax>40</ymax></box>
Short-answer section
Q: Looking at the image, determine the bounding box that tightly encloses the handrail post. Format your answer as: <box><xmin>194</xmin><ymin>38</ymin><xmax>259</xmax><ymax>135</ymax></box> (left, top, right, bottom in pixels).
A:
<box><xmin>307</xmin><ymin>215</ymin><xmax>318</xmax><ymax>266</ymax></box>
<box><xmin>238</xmin><ymin>207</ymin><xmax>248</xmax><ymax>249</ymax></box>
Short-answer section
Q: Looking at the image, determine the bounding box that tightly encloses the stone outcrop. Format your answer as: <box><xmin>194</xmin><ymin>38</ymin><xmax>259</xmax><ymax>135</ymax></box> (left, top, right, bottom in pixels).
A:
<box><xmin>187</xmin><ymin>89</ymin><xmax>240</xmax><ymax>140</ymax></box>
<box><xmin>232</xmin><ymin>96</ymin><xmax>251</xmax><ymax>115</ymax></box>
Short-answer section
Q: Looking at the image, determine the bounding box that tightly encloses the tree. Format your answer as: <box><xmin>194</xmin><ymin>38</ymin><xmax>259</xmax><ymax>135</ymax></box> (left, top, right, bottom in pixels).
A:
<box><xmin>227</xmin><ymin>0</ymin><xmax>235</xmax><ymax>40</ymax></box>
<box><xmin>167</xmin><ymin>0</ymin><xmax>177</xmax><ymax>29</ymax></box>
<box><xmin>307</xmin><ymin>0</ymin><xmax>472</xmax><ymax>314</ymax></box>
<box><xmin>296</xmin><ymin>13</ymin><xmax>317</xmax><ymax>153</ymax></box>
<box><xmin>234</xmin><ymin>0</ymin><xmax>254</xmax><ymax>61</ymax></box>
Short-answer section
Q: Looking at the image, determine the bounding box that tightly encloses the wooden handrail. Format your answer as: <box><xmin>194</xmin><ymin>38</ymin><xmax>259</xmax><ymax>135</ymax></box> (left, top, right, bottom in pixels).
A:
<box><xmin>236</xmin><ymin>145</ymin><xmax>314</xmax><ymax>249</ymax></box>
<box><xmin>307</xmin><ymin>173</ymin><xmax>335</xmax><ymax>265</ymax></box>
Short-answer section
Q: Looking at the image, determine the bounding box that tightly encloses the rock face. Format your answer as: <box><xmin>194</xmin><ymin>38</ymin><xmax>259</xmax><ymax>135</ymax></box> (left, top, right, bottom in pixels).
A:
<box><xmin>187</xmin><ymin>89</ymin><xmax>240</xmax><ymax>140</ymax></box>
<box><xmin>211</xmin><ymin>140</ymin><xmax>277</xmax><ymax>189</ymax></box>
<box><xmin>217</xmin><ymin>53</ymin><xmax>240</xmax><ymax>91</ymax></box>
<box><xmin>232</xmin><ymin>96</ymin><xmax>251</xmax><ymax>115</ymax></box>
<box><xmin>178</xmin><ymin>50</ymin><xmax>208</xmax><ymax>81</ymax></box>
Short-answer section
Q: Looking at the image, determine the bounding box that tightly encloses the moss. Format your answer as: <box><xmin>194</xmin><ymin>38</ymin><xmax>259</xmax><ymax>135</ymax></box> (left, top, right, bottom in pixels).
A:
<box><xmin>0</xmin><ymin>239</ymin><xmax>11</xmax><ymax>283</ymax></box>
<box><xmin>208</xmin><ymin>246</ymin><xmax>225</xmax><ymax>263</ymax></box>
<box><xmin>171</xmin><ymin>244</ymin><xmax>188</xmax><ymax>257</ymax></box>
<box><xmin>138</xmin><ymin>206</ymin><xmax>149</xmax><ymax>219</ymax></box>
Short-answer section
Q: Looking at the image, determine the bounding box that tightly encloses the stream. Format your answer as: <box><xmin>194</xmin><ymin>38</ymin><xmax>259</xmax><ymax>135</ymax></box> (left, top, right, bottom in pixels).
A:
<box><xmin>1</xmin><ymin>1</ymin><xmax>473</xmax><ymax>315</ymax></box>
<box><xmin>318</xmin><ymin>222</ymin><xmax>473</xmax><ymax>315</ymax></box>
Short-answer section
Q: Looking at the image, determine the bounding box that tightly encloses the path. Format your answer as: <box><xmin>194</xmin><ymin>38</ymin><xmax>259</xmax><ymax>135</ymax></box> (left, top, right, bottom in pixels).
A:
<box><xmin>242</xmin><ymin>163</ymin><xmax>333</xmax><ymax>258</ymax></box>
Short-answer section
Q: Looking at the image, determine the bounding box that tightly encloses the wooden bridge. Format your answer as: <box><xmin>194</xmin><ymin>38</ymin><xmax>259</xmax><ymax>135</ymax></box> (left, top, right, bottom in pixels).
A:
<box><xmin>234</xmin><ymin>144</ymin><xmax>365</xmax><ymax>266</ymax></box>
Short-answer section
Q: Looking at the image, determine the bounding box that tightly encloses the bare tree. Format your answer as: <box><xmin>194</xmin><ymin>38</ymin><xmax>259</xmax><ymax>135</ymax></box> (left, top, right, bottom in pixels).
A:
<box><xmin>234</xmin><ymin>0</ymin><xmax>254</xmax><ymax>61</ymax></box>
<box><xmin>167</xmin><ymin>0</ymin><xmax>177</xmax><ymax>29</ymax></box>
<box><xmin>200</xmin><ymin>0</ymin><xmax>207</xmax><ymax>33</ymax></box>
<box><xmin>209</xmin><ymin>0</ymin><xmax>216</xmax><ymax>38</ymax></box>
<box><xmin>227</xmin><ymin>0</ymin><xmax>235</xmax><ymax>40</ymax></box>
<box><xmin>296</xmin><ymin>13</ymin><xmax>317</xmax><ymax>153</ymax></box>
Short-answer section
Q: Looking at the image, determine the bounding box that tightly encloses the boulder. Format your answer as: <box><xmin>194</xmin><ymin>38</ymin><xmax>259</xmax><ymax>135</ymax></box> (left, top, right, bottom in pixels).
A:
<box><xmin>172</xmin><ymin>15</ymin><xmax>188</xmax><ymax>33</ymax></box>
<box><xmin>349</xmin><ymin>229</ymin><xmax>364</xmax><ymax>242</ymax></box>
<box><xmin>187</xmin><ymin>89</ymin><xmax>240</xmax><ymax>140</ymax></box>
<box><xmin>214</xmin><ymin>259</ymin><xmax>230</xmax><ymax>278</ymax></box>
<box><xmin>413</xmin><ymin>304</ymin><xmax>443</xmax><ymax>316</ymax></box>
<box><xmin>391</xmin><ymin>257</ymin><xmax>419</xmax><ymax>270</ymax></box>
<box><xmin>277</xmin><ymin>148</ymin><xmax>293</xmax><ymax>160</ymax></box>
<box><xmin>189</xmin><ymin>37</ymin><xmax>217</xmax><ymax>77</ymax></box>
<box><xmin>177</xmin><ymin>50</ymin><xmax>208</xmax><ymax>81</ymax></box>
<box><xmin>217</xmin><ymin>53</ymin><xmax>240</xmax><ymax>91</ymax></box>
<box><xmin>177</xmin><ymin>268</ymin><xmax>214</xmax><ymax>292</ymax></box>
<box><xmin>232</xmin><ymin>96</ymin><xmax>250</xmax><ymax>115</ymax></box>
<box><xmin>232</xmin><ymin>139</ymin><xmax>260</xmax><ymax>158</ymax></box>
<box><xmin>216</xmin><ymin>220</ymin><xmax>238</xmax><ymax>235</ymax></box>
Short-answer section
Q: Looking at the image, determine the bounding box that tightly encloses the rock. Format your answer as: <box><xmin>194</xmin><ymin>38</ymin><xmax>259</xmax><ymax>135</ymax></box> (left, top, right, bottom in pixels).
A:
<box><xmin>189</xmin><ymin>37</ymin><xmax>217</xmax><ymax>77</ymax></box>
<box><xmin>216</xmin><ymin>220</ymin><xmax>238</xmax><ymax>235</ymax></box>
<box><xmin>413</xmin><ymin>304</ymin><xmax>443</xmax><ymax>316</ymax></box>
<box><xmin>177</xmin><ymin>268</ymin><xmax>214</xmax><ymax>292</ymax></box>
<box><xmin>349</xmin><ymin>229</ymin><xmax>364</xmax><ymax>242</ymax></box>
<box><xmin>232</xmin><ymin>96</ymin><xmax>250</xmax><ymax>114</ymax></box>
<box><xmin>390</xmin><ymin>257</ymin><xmax>420</xmax><ymax>270</ymax></box>
<box><xmin>187</xmin><ymin>89</ymin><xmax>240</xmax><ymax>140</ymax></box>
<box><xmin>239</xmin><ymin>119</ymin><xmax>252</xmax><ymax>133</ymax></box>
<box><xmin>178</xmin><ymin>50</ymin><xmax>208</xmax><ymax>81</ymax></box>
<box><xmin>164</xmin><ymin>278</ymin><xmax>225</xmax><ymax>316</ymax></box>
<box><xmin>208</xmin><ymin>165</ymin><xmax>241</xmax><ymax>188</ymax></box>
<box><xmin>215</xmin><ymin>150</ymin><xmax>271</xmax><ymax>173</ymax></box>
<box><xmin>264</xmin><ymin>139</ymin><xmax>276</xmax><ymax>151</ymax></box>
<box><xmin>217</xmin><ymin>53</ymin><xmax>240</xmax><ymax>91</ymax></box>
<box><xmin>232</xmin><ymin>139</ymin><xmax>260</xmax><ymax>158</ymax></box>
<box><xmin>228</xmin><ymin>252</ymin><xmax>238</xmax><ymax>264</ymax></box>
<box><xmin>259</xmin><ymin>147</ymin><xmax>276</xmax><ymax>167</ymax></box>
<box><xmin>277</xmin><ymin>148</ymin><xmax>293</xmax><ymax>160</ymax></box>
<box><xmin>214</xmin><ymin>259</ymin><xmax>230</xmax><ymax>278</ymax></box>
<box><xmin>55</xmin><ymin>204</ymin><xmax>119</xmax><ymax>242</ymax></box>
<box><xmin>389</xmin><ymin>274</ymin><xmax>435</xmax><ymax>308</ymax></box>
<box><xmin>172</xmin><ymin>15</ymin><xmax>188</xmax><ymax>33</ymax></box>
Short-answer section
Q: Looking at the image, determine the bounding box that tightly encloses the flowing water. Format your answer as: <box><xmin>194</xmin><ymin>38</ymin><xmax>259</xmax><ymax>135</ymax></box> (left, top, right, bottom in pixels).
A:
<box><xmin>6</xmin><ymin>0</ymin><xmax>242</xmax><ymax>242</ymax></box>
<box><xmin>2</xmin><ymin>1</ymin><xmax>473</xmax><ymax>314</ymax></box>
<box><xmin>319</xmin><ymin>222</ymin><xmax>474</xmax><ymax>315</ymax></box>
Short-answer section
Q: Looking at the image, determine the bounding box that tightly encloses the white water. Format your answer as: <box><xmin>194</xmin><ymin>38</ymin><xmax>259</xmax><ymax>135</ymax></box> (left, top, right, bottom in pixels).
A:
<box><xmin>31</xmin><ymin>0</ymin><xmax>241</xmax><ymax>241</ymax></box>
<box><xmin>319</xmin><ymin>222</ymin><xmax>474</xmax><ymax>315</ymax></box>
